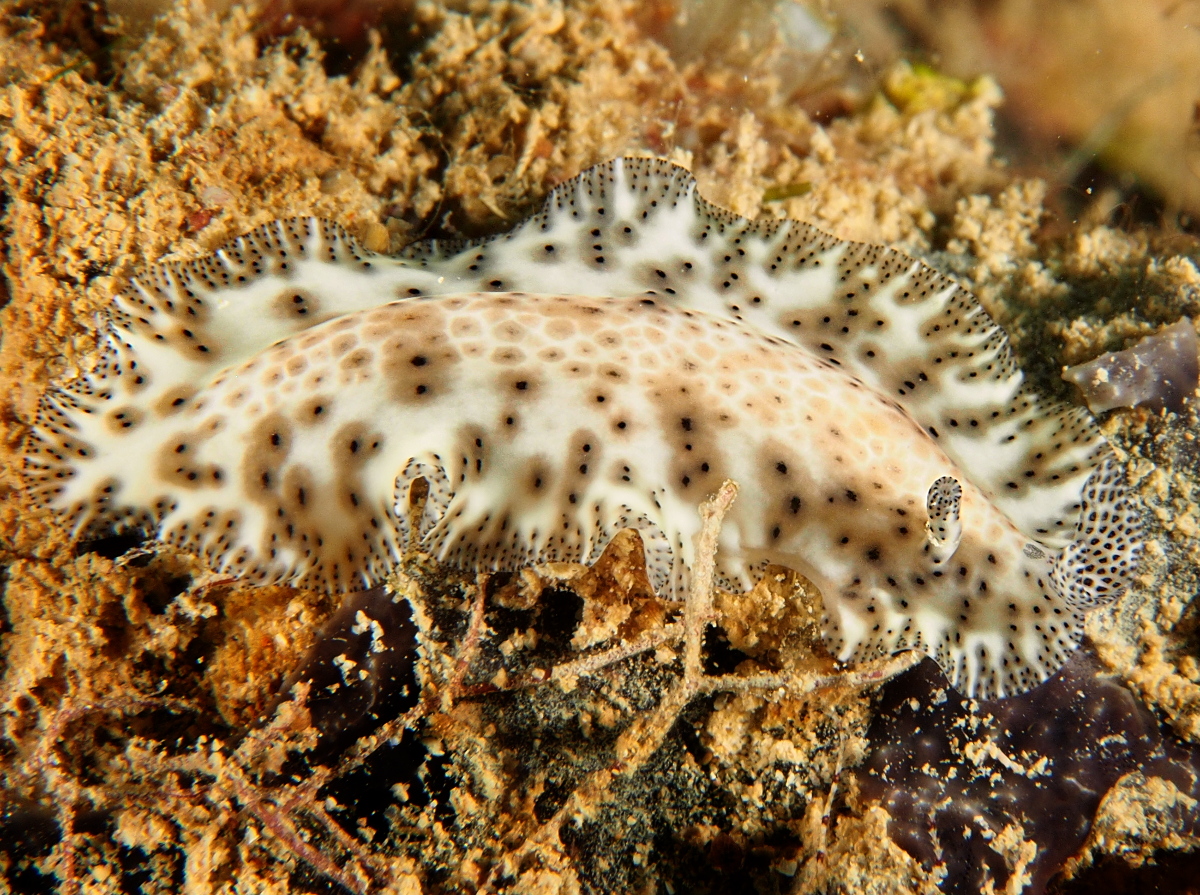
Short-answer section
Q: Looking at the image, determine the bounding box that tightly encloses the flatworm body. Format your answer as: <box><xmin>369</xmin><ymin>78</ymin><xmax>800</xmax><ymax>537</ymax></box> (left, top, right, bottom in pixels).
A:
<box><xmin>25</xmin><ymin>158</ymin><xmax>1142</xmax><ymax>698</ymax></box>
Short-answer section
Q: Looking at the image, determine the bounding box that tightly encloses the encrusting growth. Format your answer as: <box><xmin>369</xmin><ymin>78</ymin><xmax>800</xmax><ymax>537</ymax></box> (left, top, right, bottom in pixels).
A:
<box><xmin>24</xmin><ymin>158</ymin><xmax>1143</xmax><ymax>699</ymax></box>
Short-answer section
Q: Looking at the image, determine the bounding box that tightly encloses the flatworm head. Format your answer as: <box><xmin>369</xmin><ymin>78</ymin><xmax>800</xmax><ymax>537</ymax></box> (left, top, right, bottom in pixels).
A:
<box><xmin>24</xmin><ymin>159</ymin><xmax>1143</xmax><ymax>699</ymax></box>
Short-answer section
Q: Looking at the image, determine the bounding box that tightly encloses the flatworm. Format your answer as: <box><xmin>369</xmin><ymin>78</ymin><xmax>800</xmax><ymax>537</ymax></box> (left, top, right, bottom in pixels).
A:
<box><xmin>25</xmin><ymin>158</ymin><xmax>1143</xmax><ymax>699</ymax></box>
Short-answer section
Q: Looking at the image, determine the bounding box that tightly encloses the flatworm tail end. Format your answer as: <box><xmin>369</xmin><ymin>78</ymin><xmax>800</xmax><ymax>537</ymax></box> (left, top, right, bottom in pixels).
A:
<box><xmin>110</xmin><ymin>216</ymin><xmax>389</xmax><ymax>370</ymax></box>
<box><xmin>24</xmin><ymin>338</ymin><xmax>142</xmax><ymax>538</ymax></box>
<box><xmin>22</xmin><ymin>215</ymin><xmax>438</xmax><ymax>544</ymax></box>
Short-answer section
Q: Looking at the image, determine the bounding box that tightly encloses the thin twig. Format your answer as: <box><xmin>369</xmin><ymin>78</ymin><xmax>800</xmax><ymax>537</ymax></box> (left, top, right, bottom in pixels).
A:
<box><xmin>477</xmin><ymin>478</ymin><xmax>919</xmax><ymax>892</ymax></box>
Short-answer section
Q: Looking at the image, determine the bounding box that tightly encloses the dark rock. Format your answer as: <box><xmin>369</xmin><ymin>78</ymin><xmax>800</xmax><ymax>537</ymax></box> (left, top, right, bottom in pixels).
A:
<box><xmin>274</xmin><ymin>586</ymin><xmax>419</xmax><ymax>755</ymax></box>
<box><xmin>850</xmin><ymin>649</ymin><xmax>1200</xmax><ymax>894</ymax></box>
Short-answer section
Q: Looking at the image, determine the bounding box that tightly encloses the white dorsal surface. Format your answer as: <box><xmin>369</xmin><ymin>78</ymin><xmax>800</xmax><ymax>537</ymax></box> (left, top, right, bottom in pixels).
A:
<box><xmin>25</xmin><ymin>160</ymin><xmax>1143</xmax><ymax>699</ymax></box>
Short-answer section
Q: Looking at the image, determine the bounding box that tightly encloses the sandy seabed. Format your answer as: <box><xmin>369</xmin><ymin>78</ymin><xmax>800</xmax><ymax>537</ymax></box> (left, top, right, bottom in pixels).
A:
<box><xmin>1</xmin><ymin>1</ymin><xmax>1199</xmax><ymax>893</ymax></box>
